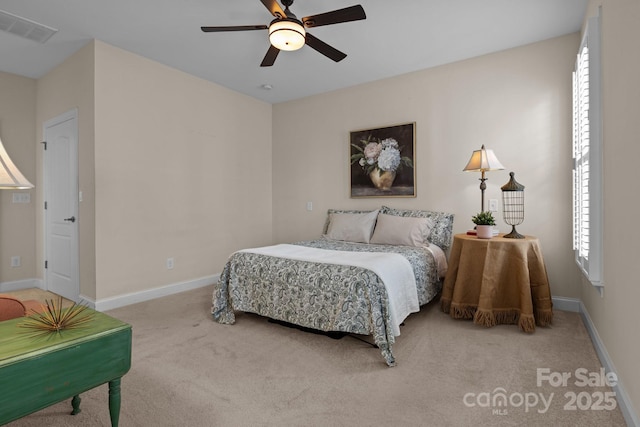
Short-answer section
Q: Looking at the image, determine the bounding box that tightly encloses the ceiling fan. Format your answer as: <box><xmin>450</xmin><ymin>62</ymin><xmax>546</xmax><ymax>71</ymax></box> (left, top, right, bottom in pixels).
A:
<box><xmin>201</xmin><ymin>0</ymin><xmax>366</xmax><ymax>67</ymax></box>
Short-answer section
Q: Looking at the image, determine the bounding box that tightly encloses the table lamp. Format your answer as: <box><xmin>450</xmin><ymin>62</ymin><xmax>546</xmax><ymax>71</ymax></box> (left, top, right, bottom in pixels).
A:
<box><xmin>1</xmin><ymin>135</ymin><xmax>34</xmax><ymax>267</ymax></box>
<box><xmin>463</xmin><ymin>145</ymin><xmax>504</xmax><ymax>212</ymax></box>
<box><xmin>0</xmin><ymin>136</ymin><xmax>34</xmax><ymax>189</ymax></box>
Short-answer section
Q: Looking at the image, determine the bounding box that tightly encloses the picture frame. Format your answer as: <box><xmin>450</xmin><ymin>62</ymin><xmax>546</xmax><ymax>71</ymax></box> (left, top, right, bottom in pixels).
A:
<box><xmin>350</xmin><ymin>122</ymin><xmax>416</xmax><ymax>198</ymax></box>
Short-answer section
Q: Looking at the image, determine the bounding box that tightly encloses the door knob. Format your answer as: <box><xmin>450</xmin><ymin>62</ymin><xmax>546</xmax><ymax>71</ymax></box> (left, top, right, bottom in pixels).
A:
<box><xmin>64</xmin><ymin>216</ymin><xmax>76</xmax><ymax>223</ymax></box>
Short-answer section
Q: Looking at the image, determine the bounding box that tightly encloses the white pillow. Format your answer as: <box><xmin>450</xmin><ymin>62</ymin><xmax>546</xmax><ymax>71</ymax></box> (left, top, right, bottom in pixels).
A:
<box><xmin>370</xmin><ymin>213</ymin><xmax>435</xmax><ymax>247</ymax></box>
<box><xmin>325</xmin><ymin>210</ymin><xmax>379</xmax><ymax>243</ymax></box>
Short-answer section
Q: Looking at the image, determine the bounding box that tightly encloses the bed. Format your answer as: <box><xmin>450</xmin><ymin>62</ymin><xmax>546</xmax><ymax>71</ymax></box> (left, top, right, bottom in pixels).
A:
<box><xmin>212</xmin><ymin>206</ymin><xmax>454</xmax><ymax>366</ymax></box>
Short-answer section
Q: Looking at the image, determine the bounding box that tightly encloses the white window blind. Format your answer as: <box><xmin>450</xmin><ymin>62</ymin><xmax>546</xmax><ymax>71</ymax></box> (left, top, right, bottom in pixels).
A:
<box><xmin>572</xmin><ymin>12</ymin><xmax>603</xmax><ymax>288</ymax></box>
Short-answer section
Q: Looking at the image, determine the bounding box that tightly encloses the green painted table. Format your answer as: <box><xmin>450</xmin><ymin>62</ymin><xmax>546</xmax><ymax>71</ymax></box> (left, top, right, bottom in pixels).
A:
<box><xmin>0</xmin><ymin>310</ymin><xmax>132</xmax><ymax>426</ymax></box>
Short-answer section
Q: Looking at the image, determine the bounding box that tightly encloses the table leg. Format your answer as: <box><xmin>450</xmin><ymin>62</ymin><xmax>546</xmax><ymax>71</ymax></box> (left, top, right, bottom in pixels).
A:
<box><xmin>108</xmin><ymin>378</ymin><xmax>122</xmax><ymax>427</ymax></box>
<box><xmin>71</xmin><ymin>394</ymin><xmax>81</xmax><ymax>415</ymax></box>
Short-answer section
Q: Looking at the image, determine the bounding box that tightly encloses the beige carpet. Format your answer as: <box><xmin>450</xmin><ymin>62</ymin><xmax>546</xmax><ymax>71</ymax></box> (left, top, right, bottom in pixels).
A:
<box><xmin>5</xmin><ymin>286</ymin><xmax>627</xmax><ymax>426</ymax></box>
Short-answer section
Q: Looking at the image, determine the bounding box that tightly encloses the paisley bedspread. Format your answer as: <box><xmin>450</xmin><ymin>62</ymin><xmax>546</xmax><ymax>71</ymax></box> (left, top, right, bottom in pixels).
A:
<box><xmin>212</xmin><ymin>238</ymin><xmax>444</xmax><ymax>366</ymax></box>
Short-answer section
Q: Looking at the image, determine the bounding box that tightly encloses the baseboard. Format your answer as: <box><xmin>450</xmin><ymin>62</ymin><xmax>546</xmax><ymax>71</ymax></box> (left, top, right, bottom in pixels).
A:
<box><xmin>579</xmin><ymin>301</ymin><xmax>639</xmax><ymax>427</ymax></box>
<box><xmin>551</xmin><ymin>295</ymin><xmax>638</xmax><ymax>425</ymax></box>
<box><xmin>82</xmin><ymin>274</ymin><xmax>219</xmax><ymax>312</ymax></box>
<box><xmin>0</xmin><ymin>278</ymin><xmax>43</xmax><ymax>293</ymax></box>
<box><xmin>551</xmin><ymin>295</ymin><xmax>581</xmax><ymax>312</ymax></box>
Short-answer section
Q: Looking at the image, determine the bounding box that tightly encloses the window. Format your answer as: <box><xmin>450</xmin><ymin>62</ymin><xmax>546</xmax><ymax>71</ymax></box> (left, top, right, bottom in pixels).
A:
<box><xmin>572</xmin><ymin>11</ymin><xmax>603</xmax><ymax>288</ymax></box>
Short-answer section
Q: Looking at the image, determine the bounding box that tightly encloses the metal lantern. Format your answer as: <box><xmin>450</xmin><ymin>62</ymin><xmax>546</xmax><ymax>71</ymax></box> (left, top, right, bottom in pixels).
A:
<box><xmin>501</xmin><ymin>172</ymin><xmax>525</xmax><ymax>239</ymax></box>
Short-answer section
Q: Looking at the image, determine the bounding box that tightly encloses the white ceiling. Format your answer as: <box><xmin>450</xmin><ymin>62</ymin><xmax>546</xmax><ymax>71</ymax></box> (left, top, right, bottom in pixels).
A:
<box><xmin>0</xmin><ymin>0</ymin><xmax>588</xmax><ymax>104</ymax></box>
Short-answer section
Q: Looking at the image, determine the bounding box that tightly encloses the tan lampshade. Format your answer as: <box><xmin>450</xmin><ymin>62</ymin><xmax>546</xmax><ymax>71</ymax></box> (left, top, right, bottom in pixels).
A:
<box><xmin>0</xmin><ymin>136</ymin><xmax>34</xmax><ymax>189</ymax></box>
<box><xmin>463</xmin><ymin>145</ymin><xmax>505</xmax><ymax>172</ymax></box>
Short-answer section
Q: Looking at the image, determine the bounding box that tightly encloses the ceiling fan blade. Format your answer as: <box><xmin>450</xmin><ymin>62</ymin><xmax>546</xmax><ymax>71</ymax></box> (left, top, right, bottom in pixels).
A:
<box><xmin>260</xmin><ymin>45</ymin><xmax>280</xmax><ymax>67</ymax></box>
<box><xmin>201</xmin><ymin>25</ymin><xmax>267</xmax><ymax>32</ymax></box>
<box><xmin>260</xmin><ymin>0</ymin><xmax>286</xmax><ymax>18</ymax></box>
<box><xmin>304</xmin><ymin>33</ymin><xmax>347</xmax><ymax>62</ymax></box>
<box><xmin>302</xmin><ymin>5</ymin><xmax>366</xmax><ymax>28</ymax></box>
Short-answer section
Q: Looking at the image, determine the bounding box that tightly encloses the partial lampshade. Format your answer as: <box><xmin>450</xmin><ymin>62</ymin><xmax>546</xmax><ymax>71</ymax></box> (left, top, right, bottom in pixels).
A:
<box><xmin>463</xmin><ymin>144</ymin><xmax>505</xmax><ymax>172</ymax></box>
<box><xmin>269</xmin><ymin>19</ymin><xmax>306</xmax><ymax>51</ymax></box>
<box><xmin>0</xmin><ymin>136</ymin><xmax>34</xmax><ymax>189</ymax></box>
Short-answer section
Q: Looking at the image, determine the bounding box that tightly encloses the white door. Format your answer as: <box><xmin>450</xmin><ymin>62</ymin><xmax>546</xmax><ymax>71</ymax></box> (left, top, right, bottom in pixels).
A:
<box><xmin>43</xmin><ymin>109</ymin><xmax>79</xmax><ymax>302</ymax></box>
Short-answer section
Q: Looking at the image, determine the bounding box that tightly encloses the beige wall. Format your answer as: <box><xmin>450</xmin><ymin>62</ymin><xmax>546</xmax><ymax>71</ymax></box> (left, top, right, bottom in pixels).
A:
<box><xmin>10</xmin><ymin>40</ymin><xmax>272</xmax><ymax>302</ymax></box>
<box><xmin>92</xmin><ymin>41</ymin><xmax>273</xmax><ymax>300</ymax></box>
<box><xmin>0</xmin><ymin>72</ymin><xmax>37</xmax><ymax>284</ymax></box>
<box><xmin>273</xmin><ymin>33</ymin><xmax>581</xmax><ymax>299</ymax></box>
<box><xmin>580</xmin><ymin>0</ymin><xmax>640</xmax><ymax>418</ymax></box>
<box><xmin>36</xmin><ymin>41</ymin><xmax>96</xmax><ymax>298</ymax></box>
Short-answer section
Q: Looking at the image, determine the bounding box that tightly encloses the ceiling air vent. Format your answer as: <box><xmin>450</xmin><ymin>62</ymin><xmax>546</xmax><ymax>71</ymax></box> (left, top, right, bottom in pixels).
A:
<box><xmin>0</xmin><ymin>9</ymin><xmax>57</xmax><ymax>43</ymax></box>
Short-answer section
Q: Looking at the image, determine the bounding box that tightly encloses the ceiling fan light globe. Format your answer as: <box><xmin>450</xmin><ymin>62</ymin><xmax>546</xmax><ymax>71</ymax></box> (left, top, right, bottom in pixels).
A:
<box><xmin>269</xmin><ymin>19</ymin><xmax>306</xmax><ymax>51</ymax></box>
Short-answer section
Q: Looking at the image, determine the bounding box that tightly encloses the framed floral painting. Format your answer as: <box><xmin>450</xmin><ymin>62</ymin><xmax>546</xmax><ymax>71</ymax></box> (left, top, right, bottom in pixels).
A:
<box><xmin>350</xmin><ymin>122</ymin><xmax>416</xmax><ymax>197</ymax></box>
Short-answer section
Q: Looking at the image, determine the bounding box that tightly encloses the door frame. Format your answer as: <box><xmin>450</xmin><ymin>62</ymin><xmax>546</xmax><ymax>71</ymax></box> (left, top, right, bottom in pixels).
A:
<box><xmin>42</xmin><ymin>108</ymin><xmax>80</xmax><ymax>302</ymax></box>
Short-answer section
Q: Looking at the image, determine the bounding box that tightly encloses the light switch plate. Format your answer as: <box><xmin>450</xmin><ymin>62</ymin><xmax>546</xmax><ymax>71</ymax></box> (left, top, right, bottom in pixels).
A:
<box><xmin>12</xmin><ymin>193</ymin><xmax>30</xmax><ymax>203</ymax></box>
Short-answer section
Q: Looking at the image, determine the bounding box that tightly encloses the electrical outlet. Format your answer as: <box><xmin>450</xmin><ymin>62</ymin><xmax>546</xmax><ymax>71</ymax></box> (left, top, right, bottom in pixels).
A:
<box><xmin>11</xmin><ymin>256</ymin><xmax>21</xmax><ymax>267</ymax></box>
<box><xmin>166</xmin><ymin>257</ymin><xmax>174</xmax><ymax>270</ymax></box>
<box><xmin>306</xmin><ymin>201</ymin><xmax>313</xmax><ymax>211</ymax></box>
<box><xmin>489</xmin><ymin>199</ymin><xmax>499</xmax><ymax>212</ymax></box>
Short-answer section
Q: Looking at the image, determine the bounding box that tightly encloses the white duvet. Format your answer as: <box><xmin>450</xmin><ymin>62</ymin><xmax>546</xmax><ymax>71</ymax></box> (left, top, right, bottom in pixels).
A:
<box><xmin>240</xmin><ymin>244</ymin><xmax>419</xmax><ymax>336</ymax></box>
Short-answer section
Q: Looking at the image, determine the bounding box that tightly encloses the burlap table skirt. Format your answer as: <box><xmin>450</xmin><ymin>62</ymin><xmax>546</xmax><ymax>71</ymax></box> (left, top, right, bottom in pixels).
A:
<box><xmin>440</xmin><ymin>234</ymin><xmax>553</xmax><ymax>332</ymax></box>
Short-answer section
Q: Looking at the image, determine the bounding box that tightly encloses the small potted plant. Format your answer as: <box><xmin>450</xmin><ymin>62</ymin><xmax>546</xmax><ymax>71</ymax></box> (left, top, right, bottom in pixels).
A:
<box><xmin>472</xmin><ymin>211</ymin><xmax>496</xmax><ymax>239</ymax></box>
